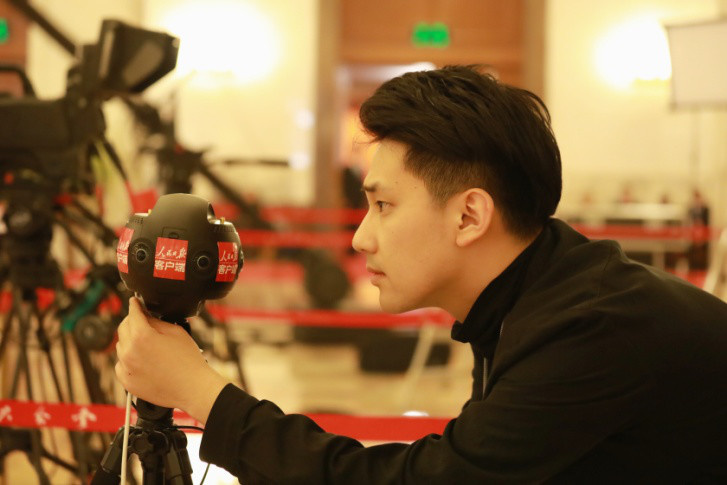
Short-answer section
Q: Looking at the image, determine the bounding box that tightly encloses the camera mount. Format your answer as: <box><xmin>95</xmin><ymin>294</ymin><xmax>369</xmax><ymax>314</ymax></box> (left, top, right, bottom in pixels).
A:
<box><xmin>92</xmin><ymin>193</ymin><xmax>243</xmax><ymax>484</ymax></box>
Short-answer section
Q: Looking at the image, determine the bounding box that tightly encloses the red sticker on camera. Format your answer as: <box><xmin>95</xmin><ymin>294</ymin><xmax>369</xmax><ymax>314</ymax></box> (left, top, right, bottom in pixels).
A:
<box><xmin>116</xmin><ymin>227</ymin><xmax>134</xmax><ymax>273</ymax></box>
<box><xmin>216</xmin><ymin>241</ymin><xmax>239</xmax><ymax>282</ymax></box>
<box><xmin>154</xmin><ymin>237</ymin><xmax>188</xmax><ymax>280</ymax></box>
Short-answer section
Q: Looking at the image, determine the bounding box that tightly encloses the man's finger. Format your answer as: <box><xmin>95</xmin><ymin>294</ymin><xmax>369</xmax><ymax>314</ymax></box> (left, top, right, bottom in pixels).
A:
<box><xmin>117</xmin><ymin>315</ymin><xmax>130</xmax><ymax>340</ymax></box>
<box><xmin>127</xmin><ymin>296</ymin><xmax>154</xmax><ymax>336</ymax></box>
<box><xmin>115</xmin><ymin>360</ymin><xmax>128</xmax><ymax>387</ymax></box>
<box><xmin>148</xmin><ymin>318</ymin><xmax>185</xmax><ymax>336</ymax></box>
<box><xmin>128</xmin><ymin>296</ymin><xmax>146</xmax><ymax>318</ymax></box>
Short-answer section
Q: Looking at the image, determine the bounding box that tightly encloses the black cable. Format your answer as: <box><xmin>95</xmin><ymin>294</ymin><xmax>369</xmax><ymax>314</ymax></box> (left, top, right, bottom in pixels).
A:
<box><xmin>67</xmin><ymin>199</ymin><xmax>119</xmax><ymax>246</ymax></box>
<box><xmin>171</xmin><ymin>425</ymin><xmax>213</xmax><ymax>484</ymax></box>
<box><xmin>199</xmin><ymin>462</ymin><xmax>211</xmax><ymax>485</ymax></box>
<box><xmin>172</xmin><ymin>425</ymin><xmax>204</xmax><ymax>432</ymax></box>
<box><xmin>54</xmin><ymin>219</ymin><xmax>98</xmax><ymax>267</ymax></box>
<box><xmin>100</xmin><ymin>138</ymin><xmax>129</xmax><ymax>181</ymax></box>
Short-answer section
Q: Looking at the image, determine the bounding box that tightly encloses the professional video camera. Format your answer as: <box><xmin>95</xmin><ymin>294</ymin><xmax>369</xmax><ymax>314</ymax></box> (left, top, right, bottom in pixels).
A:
<box><xmin>0</xmin><ymin>19</ymin><xmax>179</xmax><ymax>484</ymax></box>
<box><xmin>0</xmin><ymin>19</ymin><xmax>178</xmax><ymax>291</ymax></box>
<box><xmin>0</xmin><ymin>18</ymin><xmax>178</xmax><ymax>179</ymax></box>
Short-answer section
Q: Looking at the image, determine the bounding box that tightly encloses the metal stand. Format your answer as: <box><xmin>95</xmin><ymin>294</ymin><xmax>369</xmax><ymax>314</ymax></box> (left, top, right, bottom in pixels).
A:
<box><xmin>0</xmin><ymin>194</ymin><xmax>128</xmax><ymax>483</ymax></box>
<box><xmin>0</xmin><ymin>288</ymin><xmax>83</xmax><ymax>484</ymax></box>
<box><xmin>91</xmin><ymin>399</ymin><xmax>193</xmax><ymax>485</ymax></box>
<box><xmin>124</xmin><ymin>97</ymin><xmax>351</xmax><ymax>310</ymax></box>
<box><xmin>91</xmin><ymin>320</ymin><xmax>195</xmax><ymax>485</ymax></box>
<box><xmin>198</xmin><ymin>307</ymin><xmax>248</xmax><ymax>391</ymax></box>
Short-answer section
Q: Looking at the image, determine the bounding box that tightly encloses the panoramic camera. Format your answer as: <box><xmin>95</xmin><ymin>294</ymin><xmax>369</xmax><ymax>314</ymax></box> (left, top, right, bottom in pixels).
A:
<box><xmin>116</xmin><ymin>193</ymin><xmax>244</xmax><ymax>322</ymax></box>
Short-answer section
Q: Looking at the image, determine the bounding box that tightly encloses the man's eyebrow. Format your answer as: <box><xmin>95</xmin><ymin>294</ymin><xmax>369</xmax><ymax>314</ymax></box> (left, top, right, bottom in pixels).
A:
<box><xmin>361</xmin><ymin>182</ymin><xmax>379</xmax><ymax>194</ymax></box>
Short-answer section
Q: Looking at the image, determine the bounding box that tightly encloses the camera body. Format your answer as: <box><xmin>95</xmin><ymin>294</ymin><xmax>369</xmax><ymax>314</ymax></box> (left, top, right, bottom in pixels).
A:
<box><xmin>117</xmin><ymin>193</ymin><xmax>244</xmax><ymax>321</ymax></box>
<box><xmin>0</xmin><ymin>19</ymin><xmax>179</xmax><ymax>189</ymax></box>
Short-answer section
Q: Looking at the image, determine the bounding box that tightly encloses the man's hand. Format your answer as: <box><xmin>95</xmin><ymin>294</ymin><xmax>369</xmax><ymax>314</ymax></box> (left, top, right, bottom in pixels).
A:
<box><xmin>115</xmin><ymin>297</ymin><xmax>229</xmax><ymax>424</ymax></box>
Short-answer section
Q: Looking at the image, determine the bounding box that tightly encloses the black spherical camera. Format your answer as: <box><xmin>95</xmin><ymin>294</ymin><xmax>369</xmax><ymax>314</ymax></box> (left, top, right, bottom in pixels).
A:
<box><xmin>116</xmin><ymin>193</ymin><xmax>243</xmax><ymax>322</ymax></box>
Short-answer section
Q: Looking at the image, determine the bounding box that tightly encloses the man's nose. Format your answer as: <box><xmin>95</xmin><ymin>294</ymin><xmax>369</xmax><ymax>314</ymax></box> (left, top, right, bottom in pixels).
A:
<box><xmin>352</xmin><ymin>212</ymin><xmax>374</xmax><ymax>254</ymax></box>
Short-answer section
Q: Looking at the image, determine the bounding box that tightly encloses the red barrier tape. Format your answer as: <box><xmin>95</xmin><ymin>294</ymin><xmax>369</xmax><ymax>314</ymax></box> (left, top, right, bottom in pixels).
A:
<box><xmin>0</xmin><ymin>399</ymin><xmax>450</xmax><ymax>442</ymax></box>
<box><xmin>0</xmin><ymin>290</ymin><xmax>122</xmax><ymax>314</ymax></box>
<box><xmin>237</xmin><ymin>230</ymin><xmax>355</xmax><ymax>249</ymax></box>
<box><xmin>212</xmin><ymin>203</ymin><xmax>366</xmax><ymax>226</ymax></box>
<box><xmin>0</xmin><ymin>291</ymin><xmax>451</xmax><ymax>329</ymax></box>
<box><xmin>570</xmin><ymin>223</ymin><xmax>715</xmax><ymax>242</ymax></box>
<box><xmin>261</xmin><ymin>207</ymin><xmax>366</xmax><ymax>226</ymax></box>
<box><xmin>0</xmin><ymin>399</ymin><xmax>200</xmax><ymax>433</ymax></box>
<box><xmin>308</xmin><ymin>414</ymin><xmax>449</xmax><ymax>442</ymax></box>
<box><xmin>205</xmin><ymin>305</ymin><xmax>453</xmax><ymax>329</ymax></box>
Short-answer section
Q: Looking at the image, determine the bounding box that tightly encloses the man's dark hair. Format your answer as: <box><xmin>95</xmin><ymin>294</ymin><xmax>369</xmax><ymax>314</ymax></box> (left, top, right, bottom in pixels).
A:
<box><xmin>359</xmin><ymin>65</ymin><xmax>562</xmax><ymax>239</ymax></box>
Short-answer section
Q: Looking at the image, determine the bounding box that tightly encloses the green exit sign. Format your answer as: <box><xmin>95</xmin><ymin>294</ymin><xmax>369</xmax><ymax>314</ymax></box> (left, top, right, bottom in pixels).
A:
<box><xmin>0</xmin><ymin>18</ymin><xmax>9</xmax><ymax>44</ymax></box>
<box><xmin>412</xmin><ymin>22</ymin><xmax>450</xmax><ymax>48</ymax></box>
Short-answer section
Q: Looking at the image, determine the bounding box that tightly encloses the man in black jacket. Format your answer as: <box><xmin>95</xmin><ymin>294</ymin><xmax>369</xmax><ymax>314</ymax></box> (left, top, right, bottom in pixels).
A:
<box><xmin>115</xmin><ymin>65</ymin><xmax>727</xmax><ymax>483</ymax></box>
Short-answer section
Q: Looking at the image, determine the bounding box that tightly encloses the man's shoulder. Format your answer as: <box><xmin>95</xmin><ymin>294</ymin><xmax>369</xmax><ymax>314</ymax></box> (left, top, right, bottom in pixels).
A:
<box><xmin>514</xmin><ymin>224</ymin><xmax>727</xmax><ymax>328</ymax></box>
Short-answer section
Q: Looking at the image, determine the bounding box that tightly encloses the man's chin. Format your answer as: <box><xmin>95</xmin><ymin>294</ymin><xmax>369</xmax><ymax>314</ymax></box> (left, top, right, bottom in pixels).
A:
<box><xmin>378</xmin><ymin>294</ymin><xmax>418</xmax><ymax>314</ymax></box>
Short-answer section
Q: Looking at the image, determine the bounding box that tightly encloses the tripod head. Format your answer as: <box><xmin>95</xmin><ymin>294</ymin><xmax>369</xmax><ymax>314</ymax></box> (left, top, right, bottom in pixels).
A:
<box><xmin>117</xmin><ymin>193</ymin><xmax>244</xmax><ymax>323</ymax></box>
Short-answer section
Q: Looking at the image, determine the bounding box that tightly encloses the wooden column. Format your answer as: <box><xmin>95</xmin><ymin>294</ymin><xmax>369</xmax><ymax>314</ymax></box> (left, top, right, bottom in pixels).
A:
<box><xmin>522</xmin><ymin>0</ymin><xmax>545</xmax><ymax>98</ymax></box>
<box><xmin>0</xmin><ymin>0</ymin><xmax>29</xmax><ymax>97</ymax></box>
<box><xmin>313</xmin><ymin>0</ymin><xmax>342</xmax><ymax>209</ymax></box>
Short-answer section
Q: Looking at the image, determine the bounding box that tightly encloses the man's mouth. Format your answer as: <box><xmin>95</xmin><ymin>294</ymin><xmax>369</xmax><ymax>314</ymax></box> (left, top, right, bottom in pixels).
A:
<box><xmin>366</xmin><ymin>266</ymin><xmax>385</xmax><ymax>276</ymax></box>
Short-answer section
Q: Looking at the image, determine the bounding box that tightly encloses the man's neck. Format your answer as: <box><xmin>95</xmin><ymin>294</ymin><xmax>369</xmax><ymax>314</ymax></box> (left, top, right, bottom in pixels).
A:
<box><xmin>447</xmin><ymin>228</ymin><xmax>539</xmax><ymax>322</ymax></box>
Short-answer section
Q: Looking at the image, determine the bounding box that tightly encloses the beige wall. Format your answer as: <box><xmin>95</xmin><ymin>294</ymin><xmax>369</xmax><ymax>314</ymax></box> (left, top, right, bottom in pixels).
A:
<box><xmin>25</xmin><ymin>0</ymin><xmax>142</xmax><ymax>97</ymax></box>
<box><xmin>24</xmin><ymin>0</ymin><xmax>319</xmax><ymax>214</ymax></box>
<box><xmin>142</xmin><ymin>0</ymin><xmax>319</xmax><ymax>208</ymax></box>
<box><xmin>21</xmin><ymin>0</ymin><xmax>727</xmax><ymax>228</ymax></box>
<box><xmin>546</xmin><ymin>0</ymin><xmax>727</xmax><ymax>227</ymax></box>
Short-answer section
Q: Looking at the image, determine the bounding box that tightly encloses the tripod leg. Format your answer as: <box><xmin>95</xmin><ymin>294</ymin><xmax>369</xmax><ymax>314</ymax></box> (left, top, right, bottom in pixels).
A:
<box><xmin>8</xmin><ymin>302</ymin><xmax>30</xmax><ymax>399</ymax></box>
<box><xmin>0</xmin><ymin>305</ymin><xmax>14</xmax><ymax>398</ymax></box>
<box><xmin>34</xmin><ymin>304</ymin><xmax>67</xmax><ymax>402</ymax></box>
<box><xmin>34</xmin><ymin>304</ymin><xmax>91</xmax><ymax>484</ymax></box>
<box><xmin>223</xmin><ymin>324</ymin><xmax>249</xmax><ymax>391</ymax></box>
<box><xmin>62</xmin><ymin>331</ymin><xmax>112</xmax><ymax>451</ymax></box>
<box><xmin>11</xmin><ymin>292</ymin><xmax>52</xmax><ymax>485</ymax></box>
<box><xmin>23</xmin><ymin>430</ymin><xmax>51</xmax><ymax>485</ymax></box>
<box><xmin>163</xmin><ymin>429</ymin><xmax>194</xmax><ymax>485</ymax></box>
<box><xmin>0</xmin><ymin>427</ymin><xmax>52</xmax><ymax>485</ymax></box>
<box><xmin>199</xmin><ymin>308</ymin><xmax>249</xmax><ymax>391</ymax></box>
<box><xmin>0</xmin><ymin>305</ymin><xmax>16</xmax><ymax>364</ymax></box>
<box><xmin>59</xmin><ymin>331</ymin><xmax>89</xmax><ymax>474</ymax></box>
<box><xmin>40</xmin><ymin>447</ymin><xmax>79</xmax><ymax>473</ymax></box>
<box><xmin>90</xmin><ymin>427</ymin><xmax>125</xmax><ymax>485</ymax></box>
<box><xmin>74</xmin><ymin>333</ymin><xmax>109</xmax><ymax>404</ymax></box>
<box><xmin>139</xmin><ymin>450</ymin><xmax>165</xmax><ymax>485</ymax></box>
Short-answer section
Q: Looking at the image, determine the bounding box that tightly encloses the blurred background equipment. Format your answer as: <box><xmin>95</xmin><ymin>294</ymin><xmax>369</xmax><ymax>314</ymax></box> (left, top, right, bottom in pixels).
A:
<box><xmin>122</xmin><ymin>96</ymin><xmax>352</xmax><ymax>311</ymax></box>
<box><xmin>0</xmin><ymin>8</ymin><xmax>179</xmax><ymax>483</ymax></box>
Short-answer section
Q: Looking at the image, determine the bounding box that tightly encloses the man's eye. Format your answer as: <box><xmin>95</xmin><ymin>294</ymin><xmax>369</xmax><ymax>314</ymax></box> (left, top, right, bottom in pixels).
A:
<box><xmin>375</xmin><ymin>201</ymin><xmax>389</xmax><ymax>211</ymax></box>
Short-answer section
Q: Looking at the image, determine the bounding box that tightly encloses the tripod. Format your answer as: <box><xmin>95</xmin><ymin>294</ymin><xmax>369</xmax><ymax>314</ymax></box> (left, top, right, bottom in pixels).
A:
<box><xmin>0</xmin><ymin>286</ymin><xmax>79</xmax><ymax>484</ymax></box>
<box><xmin>91</xmin><ymin>321</ymin><xmax>195</xmax><ymax>485</ymax></box>
<box><xmin>0</xmin><ymin>190</ymin><xmax>131</xmax><ymax>483</ymax></box>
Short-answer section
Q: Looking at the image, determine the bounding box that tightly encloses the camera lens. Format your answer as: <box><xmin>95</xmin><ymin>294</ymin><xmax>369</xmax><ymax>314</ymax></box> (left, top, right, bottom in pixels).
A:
<box><xmin>135</xmin><ymin>248</ymin><xmax>148</xmax><ymax>262</ymax></box>
<box><xmin>196</xmin><ymin>254</ymin><xmax>210</xmax><ymax>270</ymax></box>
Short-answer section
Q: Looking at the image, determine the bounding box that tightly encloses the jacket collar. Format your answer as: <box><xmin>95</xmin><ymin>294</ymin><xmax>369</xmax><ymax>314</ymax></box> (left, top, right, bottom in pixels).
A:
<box><xmin>450</xmin><ymin>219</ymin><xmax>580</xmax><ymax>358</ymax></box>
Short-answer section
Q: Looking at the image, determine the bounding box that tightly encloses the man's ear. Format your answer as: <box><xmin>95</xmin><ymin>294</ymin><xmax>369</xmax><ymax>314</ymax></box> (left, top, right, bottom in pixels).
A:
<box><xmin>454</xmin><ymin>188</ymin><xmax>493</xmax><ymax>247</ymax></box>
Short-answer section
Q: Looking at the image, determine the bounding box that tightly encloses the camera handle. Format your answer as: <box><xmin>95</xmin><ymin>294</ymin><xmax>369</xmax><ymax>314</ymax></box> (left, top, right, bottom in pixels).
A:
<box><xmin>0</xmin><ymin>64</ymin><xmax>36</xmax><ymax>96</ymax></box>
